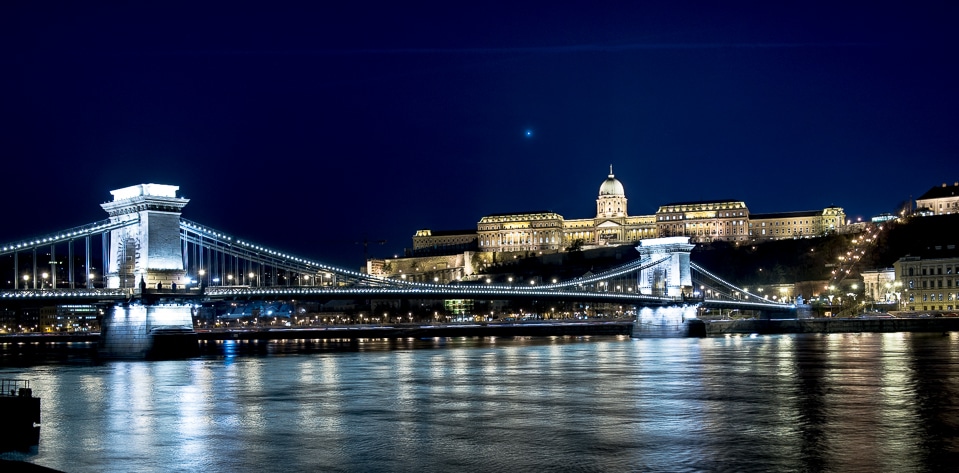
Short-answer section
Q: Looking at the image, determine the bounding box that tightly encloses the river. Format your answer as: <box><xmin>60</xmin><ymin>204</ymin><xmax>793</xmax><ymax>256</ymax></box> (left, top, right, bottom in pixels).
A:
<box><xmin>2</xmin><ymin>333</ymin><xmax>958</xmax><ymax>472</ymax></box>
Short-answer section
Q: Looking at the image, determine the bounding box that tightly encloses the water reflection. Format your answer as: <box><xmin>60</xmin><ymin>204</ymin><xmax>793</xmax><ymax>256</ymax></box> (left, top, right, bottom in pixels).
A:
<box><xmin>1</xmin><ymin>333</ymin><xmax>958</xmax><ymax>472</ymax></box>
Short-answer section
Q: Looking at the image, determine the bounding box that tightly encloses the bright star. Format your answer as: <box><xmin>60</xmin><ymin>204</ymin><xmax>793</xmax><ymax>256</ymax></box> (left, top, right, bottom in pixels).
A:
<box><xmin>525</xmin><ymin>129</ymin><xmax>533</xmax><ymax>138</ymax></box>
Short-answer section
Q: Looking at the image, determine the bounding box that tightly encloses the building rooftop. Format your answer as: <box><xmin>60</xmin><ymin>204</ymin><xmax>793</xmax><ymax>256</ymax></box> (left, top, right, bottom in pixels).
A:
<box><xmin>423</xmin><ymin>229</ymin><xmax>476</xmax><ymax>236</ymax></box>
<box><xmin>751</xmin><ymin>210</ymin><xmax>825</xmax><ymax>220</ymax></box>
<box><xmin>900</xmin><ymin>244</ymin><xmax>959</xmax><ymax>260</ymax></box>
<box><xmin>917</xmin><ymin>182</ymin><xmax>959</xmax><ymax>200</ymax></box>
<box><xmin>658</xmin><ymin>199</ymin><xmax>744</xmax><ymax>208</ymax></box>
<box><xmin>484</xmin><ymin>210</ymin><xmax>558</xmax><ymax>218</ymax></box>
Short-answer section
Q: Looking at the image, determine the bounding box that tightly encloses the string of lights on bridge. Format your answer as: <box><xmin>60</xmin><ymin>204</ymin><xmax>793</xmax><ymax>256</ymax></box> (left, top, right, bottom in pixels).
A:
<box><xmin>0</xmin><ymin>219</ymin><xmax>131</xmax><ymax>255</ymax></box>
<box><xmin>688</xmin><ymin>262</ymin><xmax>790</xmax><ymax>307</ymax></box>
<box><xmin>2</xmin><ymin>216</ymin><xmax>790</xmax><ymax>310</ymax></box>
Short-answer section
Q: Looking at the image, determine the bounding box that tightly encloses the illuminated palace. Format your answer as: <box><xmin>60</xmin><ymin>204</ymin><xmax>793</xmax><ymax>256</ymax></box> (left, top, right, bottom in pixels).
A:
<box><xmin>371</xmin><ymin>167</ymin><xmax>845</xmax><ymax>282</ymax></box>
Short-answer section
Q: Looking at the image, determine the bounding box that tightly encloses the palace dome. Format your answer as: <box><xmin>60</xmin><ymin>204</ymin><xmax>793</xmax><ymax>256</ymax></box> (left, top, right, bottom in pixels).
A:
<box><xmin>598</xmin><ymin>167</ymin><xmax>625</xmax><ymax>196</ymax></box>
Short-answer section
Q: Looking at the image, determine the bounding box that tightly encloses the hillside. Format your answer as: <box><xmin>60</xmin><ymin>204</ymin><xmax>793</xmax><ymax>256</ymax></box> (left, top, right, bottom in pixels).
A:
<box><xmin>694</xmin><ymin>214</ymin><xmax>959</xmax><ymax>286</ymax></box>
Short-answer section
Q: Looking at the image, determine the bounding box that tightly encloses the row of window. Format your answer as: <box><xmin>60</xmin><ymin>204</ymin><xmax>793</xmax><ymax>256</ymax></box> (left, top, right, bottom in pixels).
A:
<box><xmin>908</xmin><ymin>293</ymin><xmax>958</xmax><ymax>302</ymax></box>
<box><xmin>600</xmin><ymin>206</ymin><xmax>624</xmax><ymax>214</ymax></box>
<box><xmin>480</xmin><ymin>236</ymin><xmax>561</xmax><ymax>247</ymax></box>
<box><xmin>657</xmin><ymin>213</ymin><xmax>748</xmax><ymax>221</ymax></box>
<box><xmin>910</xmin><ymin>305</ymin><xmax>956</xmax><ymax>311</ymax></box>
<box><xmin>754</xmin><ymin>228</ymin><xmax>815</xmax><ymax>236</ymax></box>
<box><xmin>905</xmin><ymin>266</ymin><xmax>957</xmax><ymax>276</ymax></box>
<box><xmin>907</xmin><ymin>279</ymin><xmax>958</xmax><ymax>289</ymax></box>
<box><xmin>756</xmin><ymin>220</ymin><xmax>814</xmax><ymax>227</ymax></box>
<box><xmin>682</xmin><ymin>221</ymin><xmax>747</xmax><ymax>227</ymax></box>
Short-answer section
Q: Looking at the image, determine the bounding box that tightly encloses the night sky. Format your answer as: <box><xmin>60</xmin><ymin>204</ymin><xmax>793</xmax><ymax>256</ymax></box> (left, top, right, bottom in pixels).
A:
<box><xmin>3</xmin><ymin>2</ymin><xmax>957</xmax><ymax>269</ymax></box>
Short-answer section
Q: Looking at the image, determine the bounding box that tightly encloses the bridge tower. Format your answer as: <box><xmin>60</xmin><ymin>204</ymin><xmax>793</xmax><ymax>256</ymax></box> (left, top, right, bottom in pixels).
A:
<box><xmin>100</xmin><ymin>184</ymin><xmax>189</xmax><ymax>289</ymax></box>
<box><xmin>636</xmin><ymin>236</ymin><xmax>694</xmax><ymax>297</ymax></box>
<box><xmin>98</xmin><ymin>184</ymin><xmax>197</xmax><ymax>358</ymax></box>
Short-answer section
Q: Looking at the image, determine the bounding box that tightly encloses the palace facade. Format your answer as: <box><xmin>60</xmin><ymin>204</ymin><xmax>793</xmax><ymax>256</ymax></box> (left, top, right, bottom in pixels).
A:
<box><xmin>411</xmin><ymin>168</ymin><xmax>845</xmax><ymax>256</ymax></box>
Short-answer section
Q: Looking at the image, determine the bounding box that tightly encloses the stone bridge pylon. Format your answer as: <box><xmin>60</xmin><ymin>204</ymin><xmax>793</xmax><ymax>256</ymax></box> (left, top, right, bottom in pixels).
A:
<box><xmin>100</xmin><ymin>184</ymin><xmax>190</xmax><ymax>290</ymax></box>
<box><xmin>637</xmin><ymin>236</ymin><xmax>694</xmax><ymax>297</ymax></box>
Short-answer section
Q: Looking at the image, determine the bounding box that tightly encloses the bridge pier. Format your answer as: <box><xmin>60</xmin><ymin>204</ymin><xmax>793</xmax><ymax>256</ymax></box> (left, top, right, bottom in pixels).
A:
<box><xmin>631</xmin><ymin>305</ymin><xmax>705</xmax><ymax>338</ymax></box>
<box><xmin>99</xmin><ymin>304</ymin><xmax>198</xmax><ymax>359</ymax></box>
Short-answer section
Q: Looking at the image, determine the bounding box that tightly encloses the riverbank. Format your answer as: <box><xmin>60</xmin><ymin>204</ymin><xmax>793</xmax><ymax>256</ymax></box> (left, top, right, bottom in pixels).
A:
<box><xmin>0</xmin><ymin>460</ymin><xmax>63</xmax><ymax>472</ymax></box>
<box><xmin>4</xmin><ymin>318</ymin><xmax>959</xmax><ymax>345</ymax></box>
<box><xmin>705</xmin><ymin>317</ymin><xmax>959</xmax><ymax>335</ymax></box>
<box><xmin>0</xmin><ymin>321</ymin><xmax>635</xmax><ymax>346</ymax></box>
<box><xmin>197</xmin><ymin>321</ymin><xmax>635</xmax><ymax>340</ymax></box>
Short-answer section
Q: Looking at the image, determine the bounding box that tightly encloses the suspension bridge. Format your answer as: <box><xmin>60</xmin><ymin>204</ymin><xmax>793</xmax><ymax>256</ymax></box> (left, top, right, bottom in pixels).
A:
<box><xmin>0</xmin><ymin>183</ymin><xmax>790</xmax><ymax>308</ymax></box>
<box><xmin>0</xmin><ymin>184</ymin><xmax>791</xmax><ymax>354</ymax></box>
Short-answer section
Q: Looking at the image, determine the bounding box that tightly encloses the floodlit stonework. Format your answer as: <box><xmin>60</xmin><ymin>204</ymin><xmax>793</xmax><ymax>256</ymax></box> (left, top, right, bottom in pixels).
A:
<box><xmin>375</xmin><ymin>168</ymin><xmax>848</xmax><ymax>281</ymax></box>
<box><xmin>412</xmin><ymin>167</ymin><xmax>845</xmax><ymax>255</ymax></box>
<box><xmin>101</xmin><ymin>184</ymin><xmax>190</xmax><ymax>289</ymax></box>
<box><xmin>895</xmin><ymin>250</ymin><xmax>959</xmax><ymax>313</ymax></box>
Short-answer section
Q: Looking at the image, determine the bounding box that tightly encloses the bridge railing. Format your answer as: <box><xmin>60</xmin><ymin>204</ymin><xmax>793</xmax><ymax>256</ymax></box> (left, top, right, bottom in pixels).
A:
<box><xmin>690</xmin><ymin>262</ymin><xmax>787</xmax><ymax>307</ymax></box>
<box><xmin>180</xmin><ymin>219</ymin><xmax>441</xmax><ymax>288</ymax></box>
<box><xmin>0</xmin><ymin>288</ymin><xmax>132</xmax><ymax>299</ymax></box>
<box><xmin>1</xmin><ymin>218</ymin><xmax>135</xmax><ymax>256</ymax></box>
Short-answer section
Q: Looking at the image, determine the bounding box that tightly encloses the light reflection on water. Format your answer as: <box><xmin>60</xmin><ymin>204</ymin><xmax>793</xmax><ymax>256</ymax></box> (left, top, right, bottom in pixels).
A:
<box><xmin>2</xmin><ymin>333</ymin><xmax>959</xmax><ymax>472</ymax></box>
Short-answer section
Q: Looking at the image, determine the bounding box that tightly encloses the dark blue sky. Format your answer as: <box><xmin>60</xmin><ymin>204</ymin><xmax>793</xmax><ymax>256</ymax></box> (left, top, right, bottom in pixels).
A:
<box><xmin>3</xmin><ymin>2</ymin><xmax>957</xmax><ymax>268</ymax></box>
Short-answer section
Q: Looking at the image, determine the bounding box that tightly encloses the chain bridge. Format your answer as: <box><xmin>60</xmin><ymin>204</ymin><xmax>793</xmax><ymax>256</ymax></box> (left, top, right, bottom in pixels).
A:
<box><xmin>1</xmin><ymin>184</ymin><xmax>790</xmax><ymax>312</ymax></box>
<box><xmin>0</xmin><ymin>183</ymin><xmax>797</xmax><ymax>356</ymax></box>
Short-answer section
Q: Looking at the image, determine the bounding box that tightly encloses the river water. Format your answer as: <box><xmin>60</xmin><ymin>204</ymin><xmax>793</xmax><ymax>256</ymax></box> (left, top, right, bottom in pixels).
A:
<box><xmin>2</xmin><ymin>333</ymin><xmax>959</xmax><ymax>472</ymax></box>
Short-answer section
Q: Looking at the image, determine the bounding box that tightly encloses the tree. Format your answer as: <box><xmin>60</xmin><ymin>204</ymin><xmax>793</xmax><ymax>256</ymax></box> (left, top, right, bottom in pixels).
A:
<box><xmin>566</xmin><ymin>239</ymin><xmax>585</xmax><ymax>252</ymax></box>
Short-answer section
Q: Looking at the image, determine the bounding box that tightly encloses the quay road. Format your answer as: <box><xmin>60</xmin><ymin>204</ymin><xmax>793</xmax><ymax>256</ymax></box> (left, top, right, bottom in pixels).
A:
<box><xmin>0</xmin><ymin>320</ymin><xmax>635</xmax><ymax>345</ymax></box>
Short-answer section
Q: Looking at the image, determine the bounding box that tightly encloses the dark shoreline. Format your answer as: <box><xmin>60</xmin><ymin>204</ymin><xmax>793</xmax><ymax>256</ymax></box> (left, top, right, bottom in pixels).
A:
<box><xmin>0</xmin><ymin>321</ymin><xmax>634</xmax><ymax>345</ymax></box>
<box><xmin>5</xmin><ymin>318</ymin><xmax>959</xmax><ymax>345</ymax></box>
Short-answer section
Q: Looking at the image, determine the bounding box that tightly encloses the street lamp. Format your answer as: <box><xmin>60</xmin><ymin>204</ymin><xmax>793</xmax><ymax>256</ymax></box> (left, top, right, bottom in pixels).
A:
<box><xmin>41</xmin><ymin>272</ymin><xmax>49</xmax><ymax>290</ymax></box>
<box><xmin>248</xmin><ymin>272</ymin><xmax>256</xmax><ymax>287</ymax></box>
<box><xmin>23</xmin><ymin>274</ymin><xmax>30</xmax><ymax>290</ymax></box>
<box><xmin>893</xmin><ymin>281</ymin><xmax>903</xmax><ymax>310</ymax></box>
